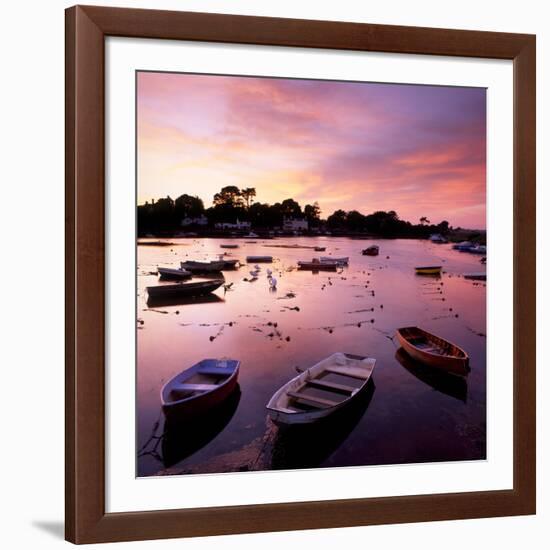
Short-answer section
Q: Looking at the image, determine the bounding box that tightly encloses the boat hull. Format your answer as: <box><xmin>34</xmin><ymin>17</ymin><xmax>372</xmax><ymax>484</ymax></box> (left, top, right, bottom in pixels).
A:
<box><xmin>267</xmin><ymin>383</ymin><xmax>370</xmax><ymax>425</ymax></box>
<box><xmin>163</xmin><ymin>374</ymin><xmax>239</xmax><ymax>421</ymax></box>
<box><xmin>298</xmin><ymin>261</ymin><xmax>337</xmax><ymax>271</ymax></box>
<box><xmin>320</xmin><ymin>256</ymin><xmax>349</xmax><ymax>265</ymax></box>
<box><xmin>415</xmin><ymin>266</ymin><xmax>442</xmax><ymax>275</ymax></box>
<box><xmin>161</xmin><ymin>360</ymin><xmax>240</xmax><ymax>421</ymax></box>
<box><xmin>396</xmin><ymin>327</ymin><xmax>469</xmax><ymax>376</ymax></box>
<box><xmin>266</xmin><ymin>353</ymin><xmax>376</xmax><ymax>426</ymax></box>
<box><xmin>157</xmin><ymin>267</ymin><xmax>192</xmax><ymax>280</ymax></box>
<box><xmin>362</xmin><ymin>247</ymin><xmax>379</xmax><ymax>256</ymax></box>
<box><xmin>246</xmin><ymin>256</ymin><xmax>273</xmax><ymax>263</ymax></box>
<box><xmin>146</xmin><ymin>279</ymin><xmax>224</xmax><ymax>299</ymax></box>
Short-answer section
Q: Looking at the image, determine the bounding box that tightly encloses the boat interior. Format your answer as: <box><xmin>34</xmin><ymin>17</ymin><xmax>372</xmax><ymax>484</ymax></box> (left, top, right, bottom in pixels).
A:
<box><xmin>401</xmin><ymin>328</ymin><xmax>466</xmax><ymax>358</ymax></box>
<box><xmin>165</xmin><ymin>361</ymin><xmax>237</xmax><ymax>402</ymax></box>
<box><xmin>275</xmin><ymin>355</ymin><xmax>374</xmax><ymax>413</ymax></box>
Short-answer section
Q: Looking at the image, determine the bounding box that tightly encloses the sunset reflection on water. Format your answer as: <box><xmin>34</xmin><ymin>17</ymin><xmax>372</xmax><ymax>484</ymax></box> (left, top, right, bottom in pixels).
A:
<box><xmin>137</xmin><ymin>237</ymin><xmax>486</xmax><ymax>477</ymax></box>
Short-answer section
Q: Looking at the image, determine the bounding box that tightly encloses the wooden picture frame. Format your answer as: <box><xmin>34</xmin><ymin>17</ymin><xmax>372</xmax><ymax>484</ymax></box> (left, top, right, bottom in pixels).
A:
<box><xmin>65</xmin><ymin>5</ymin><xmax>536</xmax><ymax>544</ymax></box>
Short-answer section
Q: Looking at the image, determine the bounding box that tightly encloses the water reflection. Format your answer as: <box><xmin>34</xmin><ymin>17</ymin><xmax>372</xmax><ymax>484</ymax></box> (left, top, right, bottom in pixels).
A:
<box><xmin>146</xmin><ymin>293</ymin><xmax>225</xmax><ymax>308</ymax></box>
<box><xmin>161</xmin><ymin>386</ymin><xmax>241</xmax><ymax>467</ymax></box>
<box><xmin>395</xmin><ymin>348</ymin><xmax>468</xmax><ymax>403</ymax></box>
<box><xmin>137</xmin><ymin>237</ymin><xmax>486</xmax><ymax>476</ymax></box>
<box><xmin>269</xmin><ymin>381</ymin><xmax>375</xmax><ymax>470</ymax></box>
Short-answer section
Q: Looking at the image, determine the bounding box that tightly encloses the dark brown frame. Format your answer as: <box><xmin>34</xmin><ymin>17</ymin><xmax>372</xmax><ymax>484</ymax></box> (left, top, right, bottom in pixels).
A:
<box><xmin>65</xmin><ymin>4</ymin><xmax>536</xmax><ymax>544</ymax></box>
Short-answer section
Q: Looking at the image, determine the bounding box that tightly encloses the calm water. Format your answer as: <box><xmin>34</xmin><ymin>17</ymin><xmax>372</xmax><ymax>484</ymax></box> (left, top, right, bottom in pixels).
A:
<box><xmin>137</xmin><ymin>237</ymin><xmax>486</xmax><ymax>477</ymax></box>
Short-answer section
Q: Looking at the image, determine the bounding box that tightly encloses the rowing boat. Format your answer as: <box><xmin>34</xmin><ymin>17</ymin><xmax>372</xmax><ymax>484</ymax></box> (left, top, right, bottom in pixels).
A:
<box><xmin>298</xmin><ymin>259</ymin><xmax>337</xmax><ymax>271</ymax></box>
<box><xmin>362</xmin><ymin>245</ymin><xmax>379</xmax><ymax>256</ymax></box>
<box><xmin>414</xmin><ymin>266</ymin><xmax>442</xmax><ymax>275</ymax></box>
<box><xmin>246</xmin><ymin>255</ymin><xmax>273</xmax><ymax>263</ymax></box>
<box><xmin>220</xmin><ymin>244</ymin><xmax>239</xmax><ymax>249</ymax></box>
<box><xmin>320</xmin><ymin>256</ymin><xmax>349</xmax><ymax>265</ymax></box>
<box><xmin>180</xmin><ymin>259</ymin><xmax>238</xmax><ymax>272</ymax></box>
<box><xmin>464</xmin><ymin>272</ymin><xmax>486</xmax><ymax>281</ymax></box>
<box><xmin>157</xmin><ymin>267</ymin><xmax>192</xmax><ymax>280</ymax></box>
<box><xmin>161</xmin><ymin>359</ymin><xmax>240</xmax><ymax>420</ymax></box>
<box><xmin>396</xmin><ymin>326</ymin><xmax>469</xmax><ymax>376</ymax></box>
<box><xmin>314</xmin><ymin>246</ymin><xmax>326</xmax><ymax>252</ymax></box>
<box><xmin>266</xmin><ymin>352</ymin><xmax>376</xmax><ymax>425</ymax></box>
<box><xmin>146</xmin><ymin>279</ymin><xmax>224</xmax><ymax>299</ymax></box>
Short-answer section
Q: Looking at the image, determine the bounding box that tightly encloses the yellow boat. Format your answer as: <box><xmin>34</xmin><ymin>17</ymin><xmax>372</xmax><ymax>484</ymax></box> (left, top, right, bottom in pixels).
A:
<box><xmin>415</xmin><ymin>265</ymin><xmax>442</xmax><ymax>275</ymax></box>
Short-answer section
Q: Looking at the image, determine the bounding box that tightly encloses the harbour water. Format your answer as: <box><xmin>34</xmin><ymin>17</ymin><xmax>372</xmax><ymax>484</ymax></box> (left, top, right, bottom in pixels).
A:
<box><xmin>137</xmin><ymin>237</ymin><xmax>486</xmax><ymax>477</ymax></box>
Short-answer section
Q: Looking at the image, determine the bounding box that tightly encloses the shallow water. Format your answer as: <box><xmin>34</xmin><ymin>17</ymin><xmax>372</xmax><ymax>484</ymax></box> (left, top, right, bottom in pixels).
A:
<box><xmin>137</xmin><ymin>237</ymin><xmax>486</xmax><ymax>477</ymax></box>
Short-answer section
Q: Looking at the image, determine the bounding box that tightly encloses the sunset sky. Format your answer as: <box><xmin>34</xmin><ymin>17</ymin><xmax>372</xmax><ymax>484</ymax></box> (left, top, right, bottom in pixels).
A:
<box><xmin>137</xmin><ymin>72</ymin><xmax>486</xmax><ymax>229</ymax></box>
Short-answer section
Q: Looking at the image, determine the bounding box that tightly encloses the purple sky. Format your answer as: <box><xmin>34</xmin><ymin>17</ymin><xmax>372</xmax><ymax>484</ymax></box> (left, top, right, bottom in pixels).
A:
<box><xmin>138</xmin><ymin>72</ymin><xmax>486</xmax><ymax>228</ymax></box>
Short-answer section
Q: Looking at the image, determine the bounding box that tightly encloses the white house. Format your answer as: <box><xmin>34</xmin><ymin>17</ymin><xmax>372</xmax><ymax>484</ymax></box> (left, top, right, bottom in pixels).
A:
<box><xmin>181</xmin><ymin>214</ymin><xmax>208</xmax><ymax>227</ymax></box>
<box><xmin>283</xmin><ymin>217</ymin><xmax>308</xmax><ymax>232</ymax></box>
<box><xmin>214</xmin><ymin>219</ymin><xmax>251</xmax><ymax>230</ymax></box>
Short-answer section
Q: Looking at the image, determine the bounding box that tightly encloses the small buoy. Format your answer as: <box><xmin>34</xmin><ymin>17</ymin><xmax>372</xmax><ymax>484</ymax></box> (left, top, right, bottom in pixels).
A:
<box><xmin>175</xmin><ymin>311</ymin><xmax>179</xmax><ymax>315</ymax></box>
<box><xmin>209</xmin><ymin>336</ymin><xmax>215</xmax><ymax>342</ymax></box>
<box><xmin>328</xmin><ymin>328</ymin><xmax>333</xmax><ymax>334</ymax></box>
<box><xmin>286</xmin><ymin>336</ymin><xmax>290</xmax><ymax>342</ymax></box>
<box><xmin>370</xmin><ymin>319</ymin><xmax>375</xmax><ymax>323</ymax></box>
<box><xmin>380</xmin><ymin>304</ymin><xmax>383</xmax><ymax>309</ymax></box>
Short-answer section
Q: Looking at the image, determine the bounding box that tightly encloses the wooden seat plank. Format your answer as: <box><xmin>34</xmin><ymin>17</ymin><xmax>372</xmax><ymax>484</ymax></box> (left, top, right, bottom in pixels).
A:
<box><xmin>287</xmin><ymin>390</ymin><xmax>339</xmax><ymax>408</ymax></box>
<box><xmin>306</xmin><ymin>378</ymin><xmax>355</xmax><ymax>394</ymax></box>
<box><xmin>324</xmin><ymin>366</ymin><xmax>369</xmax><ymax>380</ymax></box>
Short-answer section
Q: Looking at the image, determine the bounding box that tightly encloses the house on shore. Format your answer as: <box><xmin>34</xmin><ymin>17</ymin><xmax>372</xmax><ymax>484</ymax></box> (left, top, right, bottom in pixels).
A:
<box><xmin>283</xmin><ymin>217</ymin><xmax>308</xmax><ymax>232</ymax></box>
<box><xmin>214</xmin><ymin>219</ymin><xmax>252</xmax><ymax>231</ymax></box>
<box><xmin>181</xmin><ymin>214</ymin><xmax>208</xmax><ymax>227</ymax></box>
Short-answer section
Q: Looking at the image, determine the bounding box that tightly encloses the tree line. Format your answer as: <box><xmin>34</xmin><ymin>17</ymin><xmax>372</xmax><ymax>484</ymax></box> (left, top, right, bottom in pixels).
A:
<box><xmin>137</xmin><ymin>185</ymin><xmax>451</xmax><ymax>238</ymax></box>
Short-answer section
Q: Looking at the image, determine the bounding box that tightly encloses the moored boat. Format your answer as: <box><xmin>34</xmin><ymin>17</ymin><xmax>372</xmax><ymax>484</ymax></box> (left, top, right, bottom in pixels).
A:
<box><xmin>180</xmin><ymin>259</ymin><xmax>238</xmax><ymax>272</ymax></box>
<box><xmin>246</xmin><ymin>255</ymin><xmax>273</xmax><ymax>263</ymax></box>
<box><xmin>464</xmin><ymin>272</ymin><xmax>486</xmax><ymax>281</ymax></box>
<box><xmin>157</xmin><ymin>267</ymin><xmax>192</xmax><ymax>280</ymax></box>
<box><xmin>362</xmin><ymin>245</ymin><xmax>379</xmax><ymax>256</ymax></box>
<box><xmin>137</xmin><ymin>240</ymin><xmax>176</xmax><ymax>247</ymax></box>
<box><xmin>415</xmin><ymin>265</ymin><xmax>442</xmax><ymax>275</ymax></box>
<box><xmin>314</xmin><ymin>246</ymin><xmax>326</xmax><ymax>252</ymax></box>
<box><xmin>396</xmin><ymin>326</ymin><xmax>469</xmax><ymax>376</ymax></box>
<box><xmin>161</xmin><ymin>359</ymin><xmax>240</xmax><ymax>420</ymax></box>
<box><xmin>220</xmin><ymin>244</ymin><xmax>239</xmax><ymax>249</ymax></box>
<box><xmin>429</xmin><ymin>233</ymin><xmax>448</xmax><ymax>243</ymax></box>
<box><xmin>298</xmin><ymin>259</ymin><xmax>337</xmax><ymax>271</ymax></box>
<box><xmin>266</xmin><ymin>352</ymin><xmax>376</xmax><ymax>425</ymax></box>
<box><xmin>453</xmin><ymin>241</ymin><xmax>475</xmax><ymax>251</ymax></box>
<box><xmin>320</xmin><ymin>256</ymin><xmax>349</xmax><ymax>266</ymax></box>
<box><xmin>468</xmin><ymin>245</ymin><xmax>487</xmax><ymax>255</ymax></box>
<box><xmin>146</xmin><ymin>279</ymin><xmax>224</xmax><ymax>299</ymax></box>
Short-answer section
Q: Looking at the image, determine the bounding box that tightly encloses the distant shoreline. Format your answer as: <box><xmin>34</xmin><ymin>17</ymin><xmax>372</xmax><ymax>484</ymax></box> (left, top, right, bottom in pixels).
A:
<box><xmin>138</xmin><ymin>229</ymin><xmax>486</xmax><ymax>244</ymax></box>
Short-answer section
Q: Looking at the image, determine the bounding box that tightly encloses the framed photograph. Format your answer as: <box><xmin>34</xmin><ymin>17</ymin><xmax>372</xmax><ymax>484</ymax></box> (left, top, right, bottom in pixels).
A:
<box><xmin>65</xmin><ymin>5</ymin><xmax>536</xmax><ymax>544</ymax></box>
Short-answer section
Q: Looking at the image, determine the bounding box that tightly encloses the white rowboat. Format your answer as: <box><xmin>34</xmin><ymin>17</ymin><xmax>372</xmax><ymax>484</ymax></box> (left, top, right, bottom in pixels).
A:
<box><xmin>266</xmin><ymin>352</ymin><xmax>376</xmax><ymax>425</ymax></box>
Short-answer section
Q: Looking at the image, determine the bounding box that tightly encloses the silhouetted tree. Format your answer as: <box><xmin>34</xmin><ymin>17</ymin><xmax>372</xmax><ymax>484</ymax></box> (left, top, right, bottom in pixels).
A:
<box><xmin>346</xmin><ymin>210</ymin><xmax>366</xmax><ymax>231</ymax></box>
<box><xmin>304</xmin><ymin>202</ymin><xmax>321</xmax><ymax>226</ymax></box>
<box><xmin>213</xmin><ymin>186</ymin><xmax>244</xmax><ymax>208</ymax></box>
<box><xmin>241</xmin><ymin>188</ymin><xmax>256</xmax><ymax>210</ymax></box>
<box><xmin>174</xmin><ymin>194</ymin><xmax>204</xmax><ymax>220</ymax></box>
<box><xmin>327</xmin><ymin>209</ymin><xmax>347</xmax><ymax>229</ymax></box>
<box><xmin>280</xmin><ymin>198</ymin><xmax>302</xmax><ymax>218</ymax></box>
